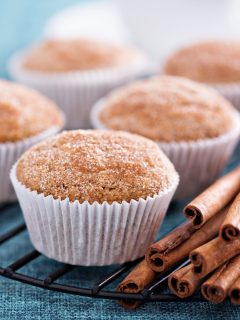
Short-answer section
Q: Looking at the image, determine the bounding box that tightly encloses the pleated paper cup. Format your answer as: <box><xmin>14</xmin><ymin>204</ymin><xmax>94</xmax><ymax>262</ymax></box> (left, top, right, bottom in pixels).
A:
<box><xmin>212</xmin><ymin>83</ymin><xmax>240</xmax><ymax>111</ymax></box>
<box><xmin>10</xmin><ymin>165</ymin><xmax>178</xmax><ymax>266</ymax></box>
<box><xmin>158</xmin><ymin>126</ymin><xmax>240</xmax><ymax>199</ymax></box>
<box><xmin>8</xmin><ymin>51</ymin><xmax>148</xmax><ymax>130</ymax></box>
<box><xmin>0</xmin><ymin>127</ymin><xmax>62</xmax><ymax>203</ymax></box>
<box><xmin>91</xmin><ymin>98</ymin><xmax>240</xmax><ymax>199</ymax></box>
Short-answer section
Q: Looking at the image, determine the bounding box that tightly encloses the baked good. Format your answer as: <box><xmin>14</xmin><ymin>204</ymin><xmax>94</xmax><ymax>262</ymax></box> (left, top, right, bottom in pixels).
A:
<box><xmin>12</xmin><ymin>130</ymin><xmax>179</xmax><ymax>265</ymax></box>
<box><xmin>164</xmin><ymin>41</ymin><xmax>240</xmax><ymax>84</ymax></box>
<box><xmin>99</xmin><ymin>76</ymin><xmax>237</xmax><ymax>142</ymax></box>
<box><xmin>23</xmin><ymin>39</ymin><xmax>142</xmax><ymax>73</ymax></box>
<box><xmin>10</xmin><ymin>38</ymin><xmax>147</xmax><ymax>129</ymax></box>
<box><xmin>91</xmin><ymin>75</ymin><xmax>240</xmax><ymax>199</ymax></box>
<box><xmin>16</xmin><ymin>130</ymin><xmax>177</xmax><ymax>204</ymax></box>
<box><xmin>0</xmin><ymin>79</ymin><xmax>64</xmax><ymax>203</ymax></box>
<box><xmin>0</xmin><ymin>79</ymin><xmax>64</xmax><ymax>142</ymax></box>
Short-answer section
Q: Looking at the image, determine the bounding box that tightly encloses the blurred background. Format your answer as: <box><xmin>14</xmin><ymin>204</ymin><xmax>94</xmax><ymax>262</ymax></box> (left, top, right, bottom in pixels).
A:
<box><xmin>2</xmin><ymin>0</ymin><xmax>240</xmax><ymax>78</ymax></box>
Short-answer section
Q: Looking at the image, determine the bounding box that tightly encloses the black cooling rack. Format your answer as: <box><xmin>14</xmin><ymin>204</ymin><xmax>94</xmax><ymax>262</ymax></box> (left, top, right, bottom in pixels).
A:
<box><xmin>0</xmin><ymin>206</ymin><xmax>204</xmax><ymax>304</ymax></box>
<box><xmin>0</xmin><ymin>144</ymin><xmax>239</xmax><ymax>304</ymax></box>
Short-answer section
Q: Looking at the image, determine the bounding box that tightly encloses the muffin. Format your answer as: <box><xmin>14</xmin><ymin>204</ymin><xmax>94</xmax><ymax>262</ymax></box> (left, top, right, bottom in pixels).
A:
<box><xmin>0</xmin><ymin>79</ymin><xmax>64</xmax><ymax>203</ymax></box>
<box><xmin>11</xmin><ymin>130</ymin><xmax>179</xmax><ymax>265</ymax></box>
<box><xmin>8</xmin><ymin>38</ymin><xmax>147</xmax><ymax>129</ymax></box>
<box><xmin>22</xmin><ymin>39</ymin><xmax>142</xmax><ymax>73</ymax></box>
<box><xmin>164</xmin><ymin>41</ymin><xmax>240</xmax><ymax>110</ymax></box>
<box><xmin>91</xmin><ymin>76</ymin><xmax>240</xmax><ymax>198</ymax></box>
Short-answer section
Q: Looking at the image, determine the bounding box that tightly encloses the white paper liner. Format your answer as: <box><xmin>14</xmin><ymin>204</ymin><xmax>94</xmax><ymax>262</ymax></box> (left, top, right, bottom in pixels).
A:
<box><xmin>8</xmin><ymin>51</ymin><xmax>148</xmax><ymax>130</ymax></box>
<box><xmin>90</xmin><ymin>98</ymin><xmax>240</xmax><ymax>199</ymax></box>
<box><xmin>212</xmin><ymin>83</ymin><xmax>240</xmax><ymax>111</ymax></box>
<box><xmin>0</xmin><ymin>126</ymin><xmax>61</xmax><ymax>203</ymax></box>
<box><xmin>10</xmin><ymin>165</ymin><xmax>178</xmax><ymax>266</ymax></box>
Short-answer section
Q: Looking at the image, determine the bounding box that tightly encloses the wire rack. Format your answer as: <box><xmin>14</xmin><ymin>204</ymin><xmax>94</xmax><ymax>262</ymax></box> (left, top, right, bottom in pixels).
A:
<box><xmin>0</xmin><ymin>144</ymin><xmax>239</xmax><ymax>304</ymax></box>
<box><xmin>0</xmin><ymin>204</ymin><xmax>204</xmax><ymax>303</ymax></box>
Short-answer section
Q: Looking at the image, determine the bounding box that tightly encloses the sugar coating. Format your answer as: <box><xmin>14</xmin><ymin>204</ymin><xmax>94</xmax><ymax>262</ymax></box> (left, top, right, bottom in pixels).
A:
<box><xmin>164</xmin><ymin>41</ymin><xmax>240</xmax><ymax>83</ymax></box>
<box><xmin>100</xmin><ymin>76</ymin><xmax>237</xmax><ymax>142</ymax></box>
<box><xmin>0</xmin><ymin>80</ymin><xmax>64</xmax><ymax>142</ymax></box>
<box><xmin>16</xmin><ymin>130</ymin><xmax>178</xmax><ymax>204</ymax></box>
<box><xmin>23</xmin><ymin>39</ymin><xmax>142</xmax><ymax>73</ymax></box>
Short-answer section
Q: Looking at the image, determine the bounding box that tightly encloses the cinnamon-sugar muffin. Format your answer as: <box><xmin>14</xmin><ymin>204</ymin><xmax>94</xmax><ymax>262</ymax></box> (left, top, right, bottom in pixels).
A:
<box><xmin>164</xmin><ymin>41</ymin><xmax>240</xmax><ymax>84</ymax></box>
<box><xmin>12</xmin><ymin>130</ymin><xmax>178</xmax><ymax>265</ymax></box>
<box><xmin>22</xmin><ymin>39</ymin><xmax>143</xmax><ymax>73</ymax></box>
<box><xmin>98</xmin><ymin>76</ymin><xmax>237</xmax><ymax>142</ymax></box>
<box><xmin>9</xmin><ymin>39</ymin><xmax>147</xmax><ymax>129</ymax></box>
<box><xmin>91</xmin><ymin>76</ymin><xmax>240</xmax><ymax>199</ymax></box>
<box><xmin>16</xmin><ymin>130</ymin><xmax>177</xmax><ymax>204</ymax></box>
<box><xmin>0</xmin><ymin>79</ymin><xmax>64</xmax><ymax>142</ymax></box>
<box><xmin>0</xmin><ymin>79</ymin><xmax>64</xmax><ymax>203</ymax></box>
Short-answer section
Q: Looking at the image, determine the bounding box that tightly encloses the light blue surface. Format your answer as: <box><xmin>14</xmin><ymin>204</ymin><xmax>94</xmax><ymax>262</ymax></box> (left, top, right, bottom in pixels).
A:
<box><xmin>0</xmin><ymin>1</ymin><xmax>240</xmax><ymax>319</ymax></box>
<box><xmin>0</xmin><ymin>0</ymin><xmax>85</xmax><ymax>78</ymax></box>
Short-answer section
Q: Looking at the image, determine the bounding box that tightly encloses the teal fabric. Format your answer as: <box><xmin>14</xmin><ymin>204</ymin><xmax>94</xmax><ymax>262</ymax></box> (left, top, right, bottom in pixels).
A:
<box><xmin>0</xmin><ymin>1</ymin><xmax>240</xmax><ymax>319</ymax></box>
<box><xmin>1</xmin><ymin>186</ymin><xmax>240</xmax><ymax>320</ymax></box>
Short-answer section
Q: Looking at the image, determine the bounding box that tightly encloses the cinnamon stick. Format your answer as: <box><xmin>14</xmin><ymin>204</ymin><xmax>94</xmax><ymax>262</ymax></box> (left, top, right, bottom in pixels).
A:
<box><xmin>190</xmin><ymin>237</ymin><xmax>240</xmax><ymax>279</ymax></box>
<box><xmin>147</xmin><ymin>221</ymin><xmax>195</xmax><ymax>256</ymax></box>
<box><xmin>184</xmin><ymin>167</ymin><xmax>240</xmax><ymax>229</ymax></box>
<box><xmin>117</xmin><ymin>223</ymin><xmax>195</xmax><ymax>309</ymax></box>
<box><xmin>117</xmin><ymin>259</ymin><xmax>157</xmax><ymax>309</ymax></box>
<box><xmin>146</xmin><ymin>208</ymin><xmax>227</xmax><ymax>272</ymax></box>
<box><xmin>229</xmin><ymin>277</ymin><xmax>240</xmax><ymax>305</ymax></box>
<box><xmin>201</xmin><ymin>255</ymin><xmax>240</xmax><ymax>303</ymax></box>
<box><xmin>168</xmin><ymin>264</ymin><xmax>203</xmax><ymax>298</ymax></box>
<box><xmin>220</xmin><ymin>192</ymin><xmax>240</xmax><ymax>241</ymax></box>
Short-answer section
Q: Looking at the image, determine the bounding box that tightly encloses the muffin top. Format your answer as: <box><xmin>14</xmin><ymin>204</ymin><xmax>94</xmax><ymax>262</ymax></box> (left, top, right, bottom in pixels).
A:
<box><xmin>23</xmin><ymin>39</ymin><xmax>143</xmax><ymax>73</ymax></box>
<box><xmin>164</xmin><ymin>41</ymin><xmax>240</xmax><ymax>83</ymax></box>
<box><xmin>99</xmin><ymin>76</ymin><xmax>237</xmax><ymax>142</ymax></box>
<box><xmin>0</xmin><ymin>80</ymin><xmax>64</xmax><ymax>142</ymax></box>
<box><xmin>16</xmin><ymin>130</ymin><xmax>178</xmax><ymax>204</ymax></box>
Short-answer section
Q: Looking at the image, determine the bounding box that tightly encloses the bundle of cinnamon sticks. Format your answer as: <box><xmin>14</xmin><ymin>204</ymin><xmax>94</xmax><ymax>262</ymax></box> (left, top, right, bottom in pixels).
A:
<box><xmin>117</xmin><ymin>166</ymin><xmax>240</xmax><ymax>309</ymax></box>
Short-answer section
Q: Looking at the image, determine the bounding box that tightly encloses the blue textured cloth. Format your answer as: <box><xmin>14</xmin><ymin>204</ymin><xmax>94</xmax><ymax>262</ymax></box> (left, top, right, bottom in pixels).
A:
<box><xmin>1</xmin><ymin>187</ymin><xmax>240</xmax><ymax>320</ymax></box>
<box><xmin>0</xmin><ymin>1</ymin><xmax>240</xmax><ymax>319</ymax></box>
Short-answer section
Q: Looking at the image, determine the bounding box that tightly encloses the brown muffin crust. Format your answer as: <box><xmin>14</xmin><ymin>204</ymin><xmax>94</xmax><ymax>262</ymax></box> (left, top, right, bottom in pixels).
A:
<box><xmin>99</xmin><ymin>76</ymin><xmax>237</xmax><ymax>142</ymax></box>
<box><xmin>16</xmin><ymin>130</ymin><xmax>177</xmax><ymax>204</ymax></box>
<box><xmin>23</xmin><ymin>39</ymin><xmax>142</xmax><ymax>73</ymax></box>
<box><xmin>0</xmin><ymin>80</ymin><xmax>64</xmax><ymax>142</ymax></box>
<box><xmin>164</xmin><ymin>41</ymin><xmax>240</xmax><ymax>83</ymax></box>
